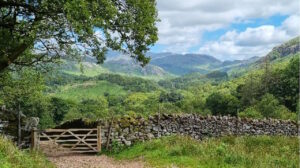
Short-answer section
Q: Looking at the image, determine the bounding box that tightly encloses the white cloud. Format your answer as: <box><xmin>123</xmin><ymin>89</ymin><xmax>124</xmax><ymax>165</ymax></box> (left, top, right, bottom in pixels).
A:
<box><xmin>157</xmin><ymin>19</ymin><xmax>203</xmax><ymax>53</ymax></box>
<box><xmin>156</xmin><ymin>0</ymin><xmax>300</xmax><ymax>53</ymax></box>
<box><xmin>198</xmin><ymin>15</ymin><xmax>300</xmax><ymax>60</ymax></box>
<box><xmin>282</xmin><ymin>15</ymin><xmax>300</xmax><ymax>36</ymax></box>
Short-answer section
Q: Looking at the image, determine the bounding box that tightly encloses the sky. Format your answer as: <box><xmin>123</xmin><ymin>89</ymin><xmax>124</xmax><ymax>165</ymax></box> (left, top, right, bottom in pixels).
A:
<box><xmin>150</xmin><ymin>0</ymin><xmax>300</xmax><ymax>60</ymax></box>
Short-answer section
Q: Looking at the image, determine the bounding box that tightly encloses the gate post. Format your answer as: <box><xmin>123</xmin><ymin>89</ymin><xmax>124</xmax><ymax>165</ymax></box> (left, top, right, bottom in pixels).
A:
<box><xmin>31</xmin><ymin>127</ymin><xmax>38</xmax><ymax>150</ymax></box>
<box><xmin>97</xmin><ymin>126</ymin><xmax>101</xmax><ymax>152</ymax></box>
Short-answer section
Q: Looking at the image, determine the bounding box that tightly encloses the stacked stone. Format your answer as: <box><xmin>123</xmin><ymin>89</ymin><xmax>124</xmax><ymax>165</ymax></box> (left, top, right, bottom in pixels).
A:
<box><xmin>92</xmin><ymin>114</ymin><xmax>297</xmax><ymax>147</ymax></box>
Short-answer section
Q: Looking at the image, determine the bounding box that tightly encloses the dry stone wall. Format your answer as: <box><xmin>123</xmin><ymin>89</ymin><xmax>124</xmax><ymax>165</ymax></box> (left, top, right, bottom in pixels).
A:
<box><xmin>58</xmin><ymin>114</ymin><xmax>298</xmax><ymax>146</ymax></box>
<box><xmin>0</xmin><ymin>118</ymin><xmax>8</xmax><ymax>134</ymax></box>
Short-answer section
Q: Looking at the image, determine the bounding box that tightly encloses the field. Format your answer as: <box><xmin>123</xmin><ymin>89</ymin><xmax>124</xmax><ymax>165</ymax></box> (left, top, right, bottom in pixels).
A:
<box><xmin>54</xmin><ymin>80</ymin><xmax>127</xmax><ymax>101</ymax></box>
<box><xmin>111</xmin><ymin>135</ymin><xmax>299</xmax><ymax>168</ymax></box>
<box><xmin>62</xmin><ymin>62</ymin><xmax>109</xmax><ymax>77</ymax></box>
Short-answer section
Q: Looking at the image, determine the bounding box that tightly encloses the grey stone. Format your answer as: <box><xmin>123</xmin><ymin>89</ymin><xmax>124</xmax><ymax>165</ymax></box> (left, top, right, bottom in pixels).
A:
<box><xmin>147</xmin><ymin>133</ymin><xmax>154</xmax><ymax>139</ymax></box>
<box><xmin>124</xmin><ymin>140</ymin><xmax>132</xmax><ymax>146</ymax></box>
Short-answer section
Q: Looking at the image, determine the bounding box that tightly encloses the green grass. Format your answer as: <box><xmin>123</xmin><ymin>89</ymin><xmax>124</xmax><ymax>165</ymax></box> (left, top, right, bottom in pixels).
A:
<box><xmin>54</xmin><ymin>80</ymin><xmax>126</xmax><ymax>101</ymax></box>
<box><xmin>110</xmin><ymin>135</ymin><xmax>299</xmax><ymax>168</ymax></box>
<box><xmin>63</xmin><ymin>63</ymin><xmax>109</xmax><ymax>77</ymax></box>
<box><xmin>0</xmin><ymin>136</ymin><xmax>54</xmax><ymax>168</ymax></box>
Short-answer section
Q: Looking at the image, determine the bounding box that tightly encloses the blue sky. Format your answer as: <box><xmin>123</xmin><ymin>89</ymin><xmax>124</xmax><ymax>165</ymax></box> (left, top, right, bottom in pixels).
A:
<box><xmin>150</xmin><ymin>0</ymin><xmax>300</xmax><ymax>60</ymax></box>
<box><xmin>202</xmin><ymin>15</ymin><xmax>288</xmax><ymax>41</ymax></box>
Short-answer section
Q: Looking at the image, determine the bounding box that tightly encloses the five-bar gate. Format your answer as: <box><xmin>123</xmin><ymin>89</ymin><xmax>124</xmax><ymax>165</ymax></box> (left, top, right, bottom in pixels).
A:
<box><xmin>32</xmin><ymin>127</ymin><xmax>101</xmax><ymax>153</ymax></box>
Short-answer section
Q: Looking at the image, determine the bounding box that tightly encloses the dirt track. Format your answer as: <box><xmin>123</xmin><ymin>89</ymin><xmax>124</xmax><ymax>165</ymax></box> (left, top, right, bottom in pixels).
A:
<box><xmin>39</xmin><ymin>136</ymin><xmax>145</xmax><ymax>168</ymax></box>
<box><xmin>47</xmin><ymin>154</ymin><xmax>145</xmax><ymax>168</ymax></box>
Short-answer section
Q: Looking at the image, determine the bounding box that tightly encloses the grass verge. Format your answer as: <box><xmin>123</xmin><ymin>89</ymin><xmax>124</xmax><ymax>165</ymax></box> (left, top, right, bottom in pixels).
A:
<box><xmin>0</xmin><ymin>136</ymin><xmax>54</xmax><ymax>168</ymax></box>
<box><xmin>110</xmin><ymin>135</ymin><xmax>299</xmax><ymax>168</ymax></box>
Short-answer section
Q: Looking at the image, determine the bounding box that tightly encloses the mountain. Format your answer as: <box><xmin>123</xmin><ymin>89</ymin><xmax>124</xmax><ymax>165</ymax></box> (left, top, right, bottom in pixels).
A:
<box><xmin>216</xmin><ymin>56</ymin><xmax>260</xmax><ymax>73</ymax></box>
<box><xmin>257</xmin><ymin>36</ymin><xmax>299</xmax><ymax>63</ymax></box>
<box><xmin>103</xmin><ymin>58</ymin><xmax>169</xmax><ymax>77</ymax></box>
<box><xmin>60</xmin><ymin>36</ymin><xmax>299</xmax><ymax>78</ymax></box>
<box><xmin>150</xmin><ymin>53</ymin><xmax>222</xmax><ymax>75</ymax></box>
<box><xmin>227</xmin><ymin>36</ymin><xmax>300</xmax><ymax>76</ymax></box>
<box><xmin>221</xmin><ymin>56</ymin><xmax>260</xmax><ymax>67</ymax></box>
<box><xmin>66</xmin><ymin>52</ymin><xmax>224</xmax><ymax>77</ymax></box>
<box><xmin>147</xmin><ymin>52</ymin><xmax>174</xmax><ymax>59</ymax></box>
<box><xmin>157</xmin><ymin>37</ymin><xmax>300</xmax><ymax>89</ymax></box>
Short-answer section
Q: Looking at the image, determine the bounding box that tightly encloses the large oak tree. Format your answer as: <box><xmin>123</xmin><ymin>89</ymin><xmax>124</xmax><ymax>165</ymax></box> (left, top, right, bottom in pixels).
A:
<box><xmin>0</xmin><ymin>0</ymin><xmax>158</xmax><ymax>72</ymax></box>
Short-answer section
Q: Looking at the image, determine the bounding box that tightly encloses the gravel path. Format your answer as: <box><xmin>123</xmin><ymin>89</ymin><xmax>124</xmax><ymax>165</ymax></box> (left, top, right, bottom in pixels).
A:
<box><xmin>40</xmin><ymin>138</ymin><xmax>145</xmax><ymax>168</ymax></box>
<box><xmin>47</xmin><ymin>154</ymin><xmax>145</xmax><ymax>168</ymax></box>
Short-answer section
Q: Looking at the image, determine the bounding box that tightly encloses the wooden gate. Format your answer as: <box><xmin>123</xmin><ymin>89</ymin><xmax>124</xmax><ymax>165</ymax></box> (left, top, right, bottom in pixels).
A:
<box><xmin>31</xmin><ymin>127</ymin><xmax>101</xmax><ymax>154</ymax></box>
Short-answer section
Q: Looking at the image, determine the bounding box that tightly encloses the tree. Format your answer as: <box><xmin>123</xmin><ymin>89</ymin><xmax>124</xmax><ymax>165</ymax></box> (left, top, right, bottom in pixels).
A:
<box><xmin>237</xmin><ymin>73</ymin><xmax>264</xmax><ymax>108</ymax></box>
<box><xmin>0</xmin><ymin>0</ymin><xmax>158</xmax><ymax>72</ymax></box>
<box><xmin>238</xmin><ymin>107</ymin><xmax>263</xmax><ymax>119</ymax></box>
<box><xmin>256</xmin><ymin>93</ymin><xmax>283</xmax><ymax>118</ymax></box>
<box><xmin>49</xmin><ymin>97</ymin><xmax>77</xmax><ymax>124</ymax></box>
<box><xmin>206</xmin><ymin>71</ymin><xmax>228</xmax><ymax>79</ymax></box>
<box><xmin>180</xmin><ymin>91</ymin><xmax>205</xmax><ymax>114</ymax></box>
<box><xmin>0</xmin><ymin>69</ymin><xmax>54</xmax><ymax>129</ymax></box>
<box><xmin>206</xmin><ymin>92</ymin><xmax>239</xmax><ymax>116</ymax></box>
<box><xmin>268</xmin><ymin>56</ymin><xmax>299</xmax><ymax>111</ymax></box>
<box><xmin>124</xmin><ymin>93</ymin><xmax>148</xmax><ymax>114</ymax></box>
<box><xmin>79</xmin><ymin>97</ymin><xmax>108</xmax><ymax>119</ymax></box>
<box><xmin>251</xmin><ymin>93</ymin><xmax>296</xmax><ymax>120</ymax></box>
<box><xmin>159</xmin><ymin>91</ymin><xmax>184</xmax><ymax>103</ymax></box>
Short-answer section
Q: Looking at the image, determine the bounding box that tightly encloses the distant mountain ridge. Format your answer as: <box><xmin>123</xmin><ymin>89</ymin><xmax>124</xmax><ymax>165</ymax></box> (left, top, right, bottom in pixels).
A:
<box><xmin>258</xmin><ymin>36</ymin><xmax>299</xmax><ymax>63</ymax></box>
<box><xmin>149</xmin><ymin>53</ymin><xmax>221</xmax><ymax>75</ymax></box>
<box><xmin>103</xmin><ymin>58</ymin><xmax>169</xmax><ymax>77</ymax></box>
<box><xmin>60</xmin><ymin>36</ymin><xmax>299</xmax><ymax>78</ymax></box>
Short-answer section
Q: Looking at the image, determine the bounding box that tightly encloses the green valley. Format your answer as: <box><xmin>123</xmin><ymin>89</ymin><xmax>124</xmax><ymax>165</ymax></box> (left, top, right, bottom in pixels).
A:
<box><xmin>1</xmin><ymin>1</ymin><xmax>299</xmax><ymax>168</ymax></box>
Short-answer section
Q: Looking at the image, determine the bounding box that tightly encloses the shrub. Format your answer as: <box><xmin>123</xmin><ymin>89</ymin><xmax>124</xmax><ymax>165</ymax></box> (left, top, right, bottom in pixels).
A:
<box><xmin>256</xmin><ymin>93</ymin><xmax>280</xmax><ymax>118</ymax></box>
<box><xmin>255</xmin><ymin>94</ymin><xmax>297</xmax><ymax>120</ymax></box>
<box><xmin>274</xmin><ymin>105</ymin><xmax>297</xmax><ymax>120</ymax></box>
<box><xmin>239</xmin><ymin>107</ymin><xmax>263</xmax><ymax>119</ymax></box>
<box><xmin>206</xmin><ymin>92</ymin><xmax>239</xmax><ymax>116</ymax></box>
<box><xmin>110</xmin><ymin>140</ymin><xmax>126</xmax><ymax>154</ymax></box>
<box><xmin>0</xmin><ymin>136</ymin><xmax>53</xmax><ymax>168</ymax></box>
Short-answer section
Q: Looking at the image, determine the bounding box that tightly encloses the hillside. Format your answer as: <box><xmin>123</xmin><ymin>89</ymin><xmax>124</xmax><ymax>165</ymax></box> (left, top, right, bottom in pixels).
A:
<box><xmin>150</xmin><ymin>53</ymin><xmax>221</xmax><ymax>75</ymax></box>
<box><xmin>158</xmin><ymin>37</ymin><xmax>299</xmax><ymax>91</ymax></box>
<box><xmin>54</xmin><ymin>80</ymin><xmax>127</xmax><ymax>101</ymax></box>
<box><xmin>35</xmin><ymin>36</ymin><xmax>299</xmax><ymax>128</ymax></box>
<box><xmin>59</xmin><ymin>51</ymin><xmax>253</xmax><ymax>78</ymax></box>
<box><xmin>59</xmin><ymin>36</ymin><xmax>299</xmax><ymax>78</ymax></box>
<box><xmin>103</xmin><ymin>58</ymin><xmax>169</xmax><ymax>77</ymax></box>
<box><xmin>59</xmin><ymin>56</ymin><xmax>172</xmax><ymax>79</ymax></box>
<box><xmin>102</xmin><ymin>53</ymin><xmax>223</xmax><ymax>76</ymax></box>
<box><xmin>260</xmin><ymin>36</ymin><xmax>300</xmax><ymax>62</ymax></box>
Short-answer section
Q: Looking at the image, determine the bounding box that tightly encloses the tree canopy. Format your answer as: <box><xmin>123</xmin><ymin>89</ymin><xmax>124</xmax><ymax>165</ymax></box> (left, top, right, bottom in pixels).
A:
<box><xmin>0</xmin><ymin>0</ymin><xmax>158</xmax><ymax>72</ymax></box>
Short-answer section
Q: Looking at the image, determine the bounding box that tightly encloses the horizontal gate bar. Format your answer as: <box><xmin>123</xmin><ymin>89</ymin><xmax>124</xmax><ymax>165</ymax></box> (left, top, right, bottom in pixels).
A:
<box><xmin>69</xmin><ymin>147</ymin><xmax>95</xmax><ymax>150</ymax></box>
<box><xmin>61</xmin><ymin>143</ymin><xmax>98</xmax><ymax>147</ymax></box>
<box><xmin>44</xmin><ymin>129</ymin><xmax>97</xmax><ymax>132</ymax></box>
<box><xmin>39</xmin><ymin>134</ymin><xmax>97</xmax><ymax>138</ymax></box>
<box><xmin>68</xmin><ymin>151</ymin><xmax>98</xmax><ymax>153</ymax></box>
<box><xmin>40</xmin><ymin>139</ymin><xmax>98</xmax><ymax>142</ymax></box>
<box><xmin>36</xmin><ymin>127</ymin><xmax>101</xmax><ymax>153</ymax></box>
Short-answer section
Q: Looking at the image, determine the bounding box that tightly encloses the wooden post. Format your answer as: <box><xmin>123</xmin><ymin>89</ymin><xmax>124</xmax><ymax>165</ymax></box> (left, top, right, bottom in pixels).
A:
<box><xmin>18</xmin><ymin>104</ymin><xmax>21</xmax><ymax>147</ymax></box>
<box><xmin>97</xmin><ymin>126</ymin><xmax>101</xmax><ymax>152</ymax></box>
<box><xmin>106</xmin><ymin>119</ymin><xmax>113</xmax><ymax>150</ymax></box>
<box><xmin>31</xmin><ymin>127</ymin><xmax>38</xmax><ymax>150</ymax></box>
